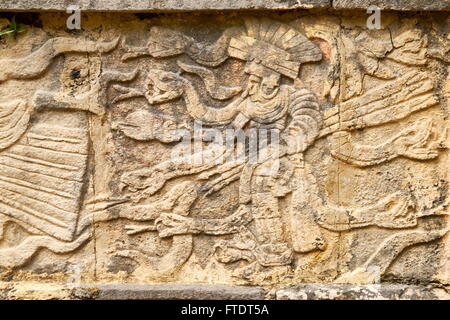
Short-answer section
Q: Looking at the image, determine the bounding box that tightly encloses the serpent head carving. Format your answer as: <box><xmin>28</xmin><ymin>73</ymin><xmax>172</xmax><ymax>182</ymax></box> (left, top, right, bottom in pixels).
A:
<box><xmin>145</xmin><ymin>69</ymin><xmax>187</xmax><ymax>104</ymax></box>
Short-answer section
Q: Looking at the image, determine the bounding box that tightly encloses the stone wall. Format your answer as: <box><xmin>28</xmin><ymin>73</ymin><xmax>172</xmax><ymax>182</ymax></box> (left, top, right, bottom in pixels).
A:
<box><xmin>0</xmin><ymin>2</ymin><xmax>449</xmax><ymax>299</ymax></box>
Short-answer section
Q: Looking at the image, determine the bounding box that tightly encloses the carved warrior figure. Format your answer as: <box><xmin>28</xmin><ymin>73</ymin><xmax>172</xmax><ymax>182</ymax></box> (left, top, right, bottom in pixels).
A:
<box><xmin>0</xmin><ymin>17</ymin><xmax>447</xmax><ymax>283</ymax></box>
<box><xmin>114</xmin><ymin>18</ymin><xmax>448</xmax><ymax>280</ymax></box>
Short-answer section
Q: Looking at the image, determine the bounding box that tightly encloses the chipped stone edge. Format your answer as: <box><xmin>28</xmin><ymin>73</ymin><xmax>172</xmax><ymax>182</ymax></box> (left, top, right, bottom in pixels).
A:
<box><xmin>1</xmin><ymin>282</ymin><xmax>449</xmax><ymax>300</ymax></box>
<box><xmin>275</xmin><ymin>283</ymin><xmax>450</xmax><ymax>300</ymax></box>
<box><xmin>0</xmin><ymin>0</ymin><xmax>449</xmax><ymax>12</ymax></box>
<box><xmin>0</xmin><ymin>0</ymin><xmax>330</xmax><ymax>13</ymax></box>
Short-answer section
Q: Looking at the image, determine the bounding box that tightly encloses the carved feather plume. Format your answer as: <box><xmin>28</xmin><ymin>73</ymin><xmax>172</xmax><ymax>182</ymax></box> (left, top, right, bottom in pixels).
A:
<box><xmin>0</xmin><ymin>99</ymin><xmax>31</xmax><ymax>151</ymax></box>
<box><xmin>228</xmin><ymin>18</ymin><xmax>323</xmax><ymax>79</ymax></box>
<box><xmin>320</xmin><ymin>71</ymin><xmax>439</xmax><ymax>138</ymax></box>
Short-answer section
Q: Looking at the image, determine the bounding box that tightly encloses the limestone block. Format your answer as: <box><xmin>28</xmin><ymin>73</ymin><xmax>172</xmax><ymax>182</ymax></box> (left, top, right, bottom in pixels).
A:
<box><xmin>1</xmin><ymin>0</ymin><xmax>449</xmax><ymax>11</ymax></box>
<box><xmin>0</xmin><ymin>10</ymin><xmax>448</xmax><ymax>299</ymax></box>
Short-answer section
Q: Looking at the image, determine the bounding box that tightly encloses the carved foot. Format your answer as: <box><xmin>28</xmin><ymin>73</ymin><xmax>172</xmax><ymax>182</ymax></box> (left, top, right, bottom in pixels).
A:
<box><xmin>334</xmin><ymin>267</ymin><xmax>381</xmax><ymax>285</ymax></box>
<box><xmin>214</xmin><ymin>240</ymin><xmax>255</xmax><ymax>263</ymax></box>
<box><xmin>120</xmin><ymin>38</ymin><xmax>150</xmax><ymax>62</ymax></box>
<box><xmin>232</xmin><ymin>261</ymin><xmax>293</xmax><ymax>284</ymax></box>
<box><xmin>114</xmin><ymin>234</ymin><xmax>193</xmax><ymax>275</ymax></box>
<box><xmin>232</xmin><ymin>261</ymin><xmax>262</xmax><ymax>280</ymax></box>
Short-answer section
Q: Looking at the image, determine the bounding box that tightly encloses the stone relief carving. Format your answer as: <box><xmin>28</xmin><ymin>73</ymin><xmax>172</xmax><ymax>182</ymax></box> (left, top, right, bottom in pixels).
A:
<box><xmin>0</xmin><ymin>37</ymin><xmax>127</xmax><ymax>267</ymax></box>
<box><xmin>0</xmin><ymin>14</ymin><xmax>448</xmax><ymax>286</ymax></box>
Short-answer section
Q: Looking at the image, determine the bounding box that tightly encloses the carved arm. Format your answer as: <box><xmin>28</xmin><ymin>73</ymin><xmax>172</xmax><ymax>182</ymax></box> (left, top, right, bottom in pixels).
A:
<box><xmin>156</xmin><ymin>205</ymin><xmax>252</xmax><ymax>237</ymax></box>
<box><xmin>183</xmin><ymin>81</ymin><xmax>245</xmax><ymax>125</ymax></box>
<box><xmin>328</xmin><ymin>120</ymin><xmax>444</xmax><ymax>167</ymax></box>
<box><xmin>282</xmin><ymin>88</ymin><xmax>322</xmax><ymax>154</ymax></box>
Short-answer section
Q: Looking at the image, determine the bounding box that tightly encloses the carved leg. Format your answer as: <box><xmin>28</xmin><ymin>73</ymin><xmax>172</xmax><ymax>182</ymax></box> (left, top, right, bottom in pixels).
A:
<box><xmin>112</xmin><ymin>181</ymin><xmax>198</xmax><ymax>273</ymax></box>
<box><xmin>251</xmin><ymin>192</ymin><xmax>293</xmax><ymax>267</ymax></box>
<box><xmin>232</xmin><ymin>261</ymin><xmax>293</xmax><ymax>283</ymax></box>
<box><xmin>111</xmin><ymin>85</ymin><xmax>144</xmax><ymax>104</ymax></box>
<box><xmin>335</xmin><ymin>225</ymin><xmax>449</xmax><ymax>284</ymax></box>
<box><xmin>214</xmin><ymin>226</ymin><xmax>257</xmax><ymax>264</ymax></box>
<box><xmin>121</xmin><ymin>182</ymin><xmax>198</xmax><ymax>235</ymax></box>
<box><xmin>316</xmin><ymin>191</ymin><xmax>416</xmax><ymax>231</ymax></box>
<box><xmin>362</xmin><ymin>227</ymin><xmax>448</xmax><ymax>275</ymax></box>
<box><xmin>289</xmin><ymin>168</ymin><xmax>327</xmax><ymax>252</ymax></box>
<box><xmin>81</xmin><ymin>181</ymin><xmax>198</xmax><ymax>228</ymax></box>
<box><xmin>328</xmin><ymin>120</ymin><xmax>444</xmax><ymax>167</ymax></box>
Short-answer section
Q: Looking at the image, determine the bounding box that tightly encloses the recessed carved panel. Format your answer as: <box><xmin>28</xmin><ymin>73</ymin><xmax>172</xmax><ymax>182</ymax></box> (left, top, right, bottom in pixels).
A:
<box><xmin>0</xmin><ymin>12</ymin><xmax>448</xmax><ymax>287</ymax></box>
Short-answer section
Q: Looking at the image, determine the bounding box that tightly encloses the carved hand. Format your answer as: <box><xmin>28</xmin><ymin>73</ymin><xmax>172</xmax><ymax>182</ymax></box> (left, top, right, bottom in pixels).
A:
<box><xmin>155</xmin><ymin>213</ymin><xmax>194</xmax><ymax>238</ymax></box>
<box><xmin>374</xmin><ymin>192</ymin><xmax>417</xmax><ymax>229</ymax></box>
<box><xmin>283</xmin><ymin>132</ymin><xmax>307</xmax><ymax>155</ymax></box>
<box><xmin>394</xmin><ymin>121</ymin><xmax>439</xmax><ymax>160</ymax></box>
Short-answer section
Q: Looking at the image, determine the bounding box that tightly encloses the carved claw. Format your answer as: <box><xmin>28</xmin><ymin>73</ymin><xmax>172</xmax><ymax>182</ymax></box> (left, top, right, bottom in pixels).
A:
<box><xmin>111</xmin><ymin>85</ymin><xmax>144</xmax><ymax>104</ymax></box>
<box><xmin>125</xmin><ymin>224</ymin><xmax>156</xmax><ymax>236</ymax></box>
<box><xmin>96</xmin><ymin>36</ymin><xmax>121</xmax><ymax>53</ymax></box>
<box><xmin>100</xmin><ymin>68</ymin><xmax>139</xmax><ymax>84</ymax></box>
<box><xmin>155</xmin><ymin>213</ymin><xmax>193</xmax><ymax>238</ymax></box>
<box><xmin>214</xmin><ymin>241</ymin><xmax>255</xmax><ymax>263</ymax></box>
<box><xmin>429</xmin><ymin>126</ymin><xmax>449</xmax><ymax>150</ymax></box>
<box><xmin>121</xmin><ymin>51</ymin><xmax>148</xmax><ymax>62</ymax></box>
<box><xmin>394</xmin><ymin>122</ymin><xmax>431</xmax><ymax>150</ymax></box>
<box><xmin>119</xmin><ymin>37</ymin><xmax>130</xmax><ymax>52</ymax></box>
<box><xmin>160</xmin><ymin>181</ymin><xmax>198</xmax><ymax>216</ymax></box>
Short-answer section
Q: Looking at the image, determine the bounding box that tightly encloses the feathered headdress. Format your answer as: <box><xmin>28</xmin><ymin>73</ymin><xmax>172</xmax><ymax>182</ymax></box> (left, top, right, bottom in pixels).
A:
<box><xmin>228</xmin><ymin>18</ymin><xmax>322</xmax><ymax>79</ymax></box>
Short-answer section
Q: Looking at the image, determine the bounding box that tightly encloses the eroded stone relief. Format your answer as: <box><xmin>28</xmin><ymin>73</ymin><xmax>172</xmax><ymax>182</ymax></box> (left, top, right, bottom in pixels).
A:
<box><xmin>0</xmin><ymin>12</ymin><xmax>448</xmax><ymax>287</ymax></box>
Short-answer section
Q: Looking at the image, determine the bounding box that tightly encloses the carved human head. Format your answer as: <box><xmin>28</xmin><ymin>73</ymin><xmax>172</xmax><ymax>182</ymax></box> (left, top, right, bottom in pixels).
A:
<box><xmin>244</xmin><ymin>60</ymin><xmax>281</xmax><ymax>102</ymax></box>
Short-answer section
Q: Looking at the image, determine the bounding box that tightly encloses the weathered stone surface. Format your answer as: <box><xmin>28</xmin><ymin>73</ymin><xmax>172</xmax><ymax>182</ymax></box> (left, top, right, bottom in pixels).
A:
<box><xmin>276</xmin><ymin>284</ymin><xmax>450</xmax><ymax>300</ymax></box>
<box><xmin>333</xmin><ymin>0</ymin><xmax>450</xmax><ymax>11</ymax></box>
<box><xmin>0</xmin><ymin>0</ymin><xmax>331</xmax><ymax>12</ymax></box>
<box><xmin>1</xmin><ymin>282</ymin><xmax>448</xmax><ymax>300</ymax></box>
<box><xmin>1</xmin><ymin>0</ymin><xmax>449</xmax><ymax>11</ymax></box>
<box><xmin>92</xmin><ymin>283</ymin><xmax>266</xmax><ymax>300</ymax></box>
<box><xmin>0</xmin><ymin>9</ymin><xmax>448</xmax><ymax>299</ymax></box>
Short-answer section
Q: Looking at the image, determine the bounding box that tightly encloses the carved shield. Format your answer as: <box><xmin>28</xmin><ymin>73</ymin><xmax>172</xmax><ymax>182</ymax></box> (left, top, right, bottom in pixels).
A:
<box><xmin>0</xmin><ymin>121</ymin><xmax>88</xmax><ymax>241</ymax></box>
